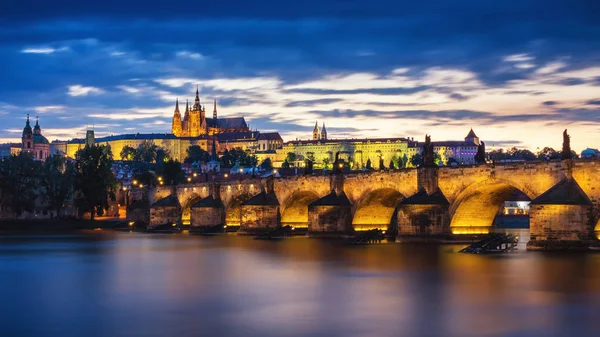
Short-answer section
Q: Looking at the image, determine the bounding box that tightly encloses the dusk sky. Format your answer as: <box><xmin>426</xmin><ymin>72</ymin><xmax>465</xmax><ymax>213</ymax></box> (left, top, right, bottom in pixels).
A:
<box><xmin>1</xmin><ymin>0</ymin><xmax>599</xmax><ymax>151</ymax></box>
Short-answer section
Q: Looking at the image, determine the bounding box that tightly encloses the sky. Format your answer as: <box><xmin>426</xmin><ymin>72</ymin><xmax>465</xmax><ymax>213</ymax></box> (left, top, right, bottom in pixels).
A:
<box><xmin>0</xmin><ymin>0</ymin><xmax>599</xmax><ymax>152</ymax></box>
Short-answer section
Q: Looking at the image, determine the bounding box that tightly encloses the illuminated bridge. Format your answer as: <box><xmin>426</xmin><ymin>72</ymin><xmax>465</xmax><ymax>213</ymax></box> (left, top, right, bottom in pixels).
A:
<box><xmin>135</xmin><ymin>158</ymin><xmax>600</xmax><ymax>250</ymax></box>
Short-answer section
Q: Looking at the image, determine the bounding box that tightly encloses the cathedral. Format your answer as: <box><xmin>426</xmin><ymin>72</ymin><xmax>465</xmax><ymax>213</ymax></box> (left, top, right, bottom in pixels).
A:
<box><xmin>21</xmin><ymin>114</ymin><xmax>50</xmax><ymax>161</ymax></box>
<box><xmin>171</xmin><ymin>87</ymin><xmax>249</xmax><ymax>137</ymax></box>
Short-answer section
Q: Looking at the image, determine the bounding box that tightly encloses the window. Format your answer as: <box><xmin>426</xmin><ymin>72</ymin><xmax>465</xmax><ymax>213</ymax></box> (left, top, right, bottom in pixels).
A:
<box><xmin>27</xmin><ymin>142</ymin><xmax>31</xmax><ymax>149</ymax></box>
<box><xmin>39</xmin><ymin>151</ymin><xmax>43</xmax><ymax>159</ymax></box>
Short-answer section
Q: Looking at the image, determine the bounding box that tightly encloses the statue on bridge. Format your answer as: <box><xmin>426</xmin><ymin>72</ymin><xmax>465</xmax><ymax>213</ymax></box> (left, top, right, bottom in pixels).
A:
<box><xmin>474</xmin><ymin>141</ymin><xmax>486</xmax><ymax>164</ymax></box>
<box><xmin>562</xmin><ymin>129</ymin><xmax>572</xmax><ymax>160</ymax></box>
<box><xmin>304</xmin><ymin>159</ymin><xmax>314</xmax><ymax>175</ymax></box>
<box><xmin>333</xmin><ymin>151</ymin><xmax>343</xmax><ymax>174</ymax></box>
<box><xmin>422</xmin><ymin>135</ymin><xmax>436</xmax><ymax>168</ymax></box>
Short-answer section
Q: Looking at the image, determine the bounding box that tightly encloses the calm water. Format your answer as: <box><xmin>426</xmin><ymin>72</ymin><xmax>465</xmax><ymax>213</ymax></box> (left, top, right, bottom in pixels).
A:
<box><xmin>1</xmin><ymin>230</ymin><xmax>599</xmax><ymax>337</ymax></box>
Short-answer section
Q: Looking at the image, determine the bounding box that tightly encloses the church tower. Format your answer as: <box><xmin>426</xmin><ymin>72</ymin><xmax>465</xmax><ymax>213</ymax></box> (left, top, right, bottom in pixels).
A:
<box><xmin>189</xmin><ymin>85</ymin><xmax>204</xmax><ymax>137</ymax></box>
<box><xmin>213</xmin><ymin>99</ymin><xmax>217</xmax><ymax>120</ymax></box>
<box><xmin>22</xmin><ymin>114</ymin><xmax>33</xmax><ymax>153</ymax></box>
<box><xmin>312</xmin><ymin>121</ymin><xmax>320</xmax><ymax>141</ymax></box>
<box><xmin>465</xmin><ymin>128</ymin><xmax>480</xmax><ymax>145</ymax></box>
<box><xmin>171</xmin><ymin>98</ymin><xmax>182</xmax><ymax>136</ymax></box>
<box><xmin>320</xmin><ymin>122</ymin><xmax>327</xmax><ymax>140</ymax></box>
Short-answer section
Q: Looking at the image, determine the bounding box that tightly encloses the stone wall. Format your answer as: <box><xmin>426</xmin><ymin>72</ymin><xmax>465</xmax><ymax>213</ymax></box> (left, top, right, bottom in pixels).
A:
<box><xmin>397</xmin><ymin>204</ymin><xmax>449</xmax><ymax>237</ymax></box>
<box><xmin>529</xmin><ymin>204</ymin><xmax>593</xmax><ymax>241</ymax></box>
<box><xmin>308</xmin><ymin>205</ymin><xmax>352</xmax><ymax>234</ymax></box>
<box><xmin>239</xmin><ymin>205</ymin><xmax>280</xmax><ymax>234</ymax></box>
<box><xmin>149</xmin><ymin>206</ymin><xmax>181</xmax><ymax>227</ymax></box>
<box><xmin>190</xmin><ymin>207</ymin><xmax>224</xmax><ymax>227</ymax></box>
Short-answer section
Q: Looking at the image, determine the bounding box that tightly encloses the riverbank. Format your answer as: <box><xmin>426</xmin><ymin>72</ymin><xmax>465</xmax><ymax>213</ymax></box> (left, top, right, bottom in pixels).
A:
<box><xmin>0</xmin><ymin>218</ymin><xmax>126</xmax><ymax>232</ymax></box>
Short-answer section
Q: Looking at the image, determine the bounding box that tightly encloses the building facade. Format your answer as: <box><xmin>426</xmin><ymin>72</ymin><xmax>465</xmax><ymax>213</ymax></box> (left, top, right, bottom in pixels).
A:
<box><xmin>171</xmin><ymin>88</ymin><xmax>249</xmax><ymax>137</ymax></box>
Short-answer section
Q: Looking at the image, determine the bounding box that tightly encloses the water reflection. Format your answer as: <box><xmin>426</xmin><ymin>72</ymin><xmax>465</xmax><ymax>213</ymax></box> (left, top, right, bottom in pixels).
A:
<box><xmin>0</xmin><ymin>232</ymin><xmax>599</xmax><ymax>337</ymax></box>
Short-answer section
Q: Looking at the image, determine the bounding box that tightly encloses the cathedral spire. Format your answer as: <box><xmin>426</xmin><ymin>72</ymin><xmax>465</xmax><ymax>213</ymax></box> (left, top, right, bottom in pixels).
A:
<box><xmin>213</xmin><ymin>99</ymin><xmax>217</xmax><ymax>120</ymax></box>
<box><xmin>312</xmin><ymin>121</ymin><xmax>320</xmax><ymax>141</ymax></box>
<box><xmin>195</xmin><ymin>85</ymin><xmax>200</xmax><ymax>104</ymax></box>
<box><xmin>184</xmin><ymin>99</ymin><xmax>189</xmax><ymax>121</ymax></box>
<box><xmin>175</xmin><ymin>97</ymin><xmax>180</xmax><ymax>112</ymax></box>
<box><xmin>321</xmin><ymin>122</ymin><xmax>327</xmax><ymax>140</ymax></box>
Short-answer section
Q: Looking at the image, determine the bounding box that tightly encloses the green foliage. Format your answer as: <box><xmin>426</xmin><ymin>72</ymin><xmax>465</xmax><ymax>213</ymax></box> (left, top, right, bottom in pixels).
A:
<box><xmin>322</xmin><ymin>157</ymin><xmax>331</xmax><ymax>170</ymax></box>
<box><xmin>366</xmin><ymin>158</ymin><xmax>373</xmax><ymax>170</ymax></box>
<box><xmin>281</xmin><ymin>160</ymin><xmax>290</xmax><ymax>169</ymax></box>
<box><xmin>220</xmin><ymin>148</ymin><xmax>254</xmax><ymax>168</ymax></box>
<box><xmin>389</xmin><ymin>159</ymin><xmax>395</xmax><ymax>169</ymax></box>
<box><xmin>0</xmin><ymin>152</ymin><xmax>42</xmax><ymax>216</ymax></box>
<box><xmin>409</xmin><ymin>153</ymin><xmax>421</xmax><ymax>167</ymax></box>
<box><xmin>136</xmin><ymin>140</ymin><xmax>158</xmax><ymax>163</ymax></box>
<box><xmin>120</xmin><ymin>145</ymin><xmax>137</xmax><ymax>161</ymax></box>
<box><xmin>160</xmin><ymin>159</ymin><xmax>185</xmax><ymax>185</ymax></box>
<box><xmin>537</xmin><ymin>147</ymin><xmax>560</xmax><ymax>160</ymax></box>
<box><xmin>433</xmin><ymin>152</ymin><xmax>442</xmax><ymax>166</ymax></box>
<box><xmin>286</xmin><ymin>152</ymin><xmax>297</xmax><ymax>164</ymax></box>
<box><xmin>401</xmin><ymin>154</ymin><xmax>408</xmax><ymax>168</ymax></box>
<box><xmin>489</xmin><ymin>147</ymin><xmax>537</xmax><ymax>161</ymax></box>
<box><xmin>260</xmin><ymin>158</ymin><xmax>273</xmax><ymax>171</ymax></box>
<box><xmin>75</xmin><ymin>145</ymin><xmax>117</xmax><ymax>220</ymax></box>
<box><xmin>184</xmin><ymin>145</ymin><xmax>209</xmax><ymax>164</ymax></box>
<box><xmin>42</xmin><ymin>154</ymin><xmax>75</xmax><ymax>217</ymax></box>
<box><xmin>132</xmin><ymin>171</ymin><xmax>156</xmax><ymax>188</ymax></box>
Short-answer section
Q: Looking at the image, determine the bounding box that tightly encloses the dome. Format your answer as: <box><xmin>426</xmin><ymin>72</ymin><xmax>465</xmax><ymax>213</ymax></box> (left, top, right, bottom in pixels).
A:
<box><xmin>581</xmin><ymin>148</ymin><xmax>598</xmax><ymax>158</ymax></box>
<box><xmin>33</xmin><ymin>134</ymin><xmax>49</xmax><ymax>145</ymax></box>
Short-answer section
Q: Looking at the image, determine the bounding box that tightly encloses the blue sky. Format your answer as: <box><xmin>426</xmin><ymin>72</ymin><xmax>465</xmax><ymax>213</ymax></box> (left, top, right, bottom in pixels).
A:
<box><xmin>1</xmin><ymin>0</ymin><xmax>599</xmax><ymax>151</ymax></box>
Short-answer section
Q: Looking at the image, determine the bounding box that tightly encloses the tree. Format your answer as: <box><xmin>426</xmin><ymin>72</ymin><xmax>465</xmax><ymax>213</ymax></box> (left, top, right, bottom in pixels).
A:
<box><xmin>132</xmin><ymin>171</ymin><xmax>156</xmax><ymax>188</ymax></box>
<box><xmin>136</xmin><ymin>140</ymin><xmax>158</xmax><ymax>163</ymax></box>
<box><xmin>322</xmin><ymin>157</ymin><xmax>331</xmax><ymax>170</ymax></box>
<box><xmin>286</xmin><ymin>152</ymin><xmax>297</xmax><ymax>165</ymax></box>
<box><xmin>366</xmin><ymin>158</ymin><xmax>373</xmax><ymax>170</ymax></box>
<box><xmin>185</xmin><ymin>145</ymin><xmax>209</xmax><ymax>164</ymax></box>
<box><xmin>0</xmin><ymin>153</ymin><xmax>42</xmax><ymax>217</ymax></box>
<box><xmin>74</xmin><ymin>144</ymin><xmax>117</xmax><ymax>220</ymax></box>
<box><xmin>120</xmin><ymin>145</ymin><xmax>137</xmax><ymax>161</ymax></box>
<box><xmin>260</xmin><ymin>158</ymin><xmax>273</xmax><ymax>171</ymax></box>
<box><xmin>537</xmin><ymin>147</ymin><xmax>560</xmax><ymax>160</ymax></box>
<box><xmin>401</xmin><ymin>154</ymin><xmax>408</xmax><ymax>168</ymax></box>
<box><xmin>160</xmin><ymin>159</ymin><xmax>185</xmax><ymax>185</ymax></box>
<box><xmin>447</xmin><ymin>157</ymin><xmax>459</xmax><ymax>166</ymax></box>
<box><xmin>389</xmin><ymin>159</ymin><xmax>395</xmax><ymax>170</ymax></box>
<box><xmin>42</xmin><ymin>154</ymin><xmax>75</xmax><ymax>218</ymax></box>
<box><xmin>281</xmin><ymin>160</ymin><xmax>290</xmax><ymax>169</ymax></box>
<box><xmin>409</xmin><ymin>153</ymin><xmax>422</xmax><ymax>167</ymax></box>
<box><xmin>379</xmin><ymin>157</ymin><xmax>385</xmax><ymax>170</ymax></box>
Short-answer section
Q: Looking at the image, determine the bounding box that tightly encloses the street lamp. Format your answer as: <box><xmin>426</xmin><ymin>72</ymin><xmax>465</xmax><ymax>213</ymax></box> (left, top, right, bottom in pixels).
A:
<box><xmin>187</xmin><ymin>177</ymin><xmax>192</xmax><ymax>182</ymax></box>
<box><xmin>193</xmin><ymin>172</ymin><xmax>197</xmax><ymax>177</ymax></box>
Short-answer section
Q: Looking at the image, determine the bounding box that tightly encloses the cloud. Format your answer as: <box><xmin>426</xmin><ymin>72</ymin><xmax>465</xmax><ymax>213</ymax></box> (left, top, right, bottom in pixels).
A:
<box><xmin>21</xmin><ymin>46</ymin><xmax>69</xmax><ymax>54</ymax></box>
<box><xmin>586</xmin><ymin>99</ymin><xmax>600</xmax><ymax>105</ymax></box>
<box><xmin>176</xmin><ymin>51</ymin><xmax>204</xmax><ymax>60</ymax></box>
<box><xmin>67</xmin><ymin>85</ymin><xmax>104</xmax><ymax>97</ymax></box>
<box><xmin>543</xmin><ymin>101</ymin><xmax>558</xmax><ymax>106</ymax></box>
<box><xmin>503</xmin><ymin>54</ymin><xmax>534</xmax><ymax>62</ymax></box>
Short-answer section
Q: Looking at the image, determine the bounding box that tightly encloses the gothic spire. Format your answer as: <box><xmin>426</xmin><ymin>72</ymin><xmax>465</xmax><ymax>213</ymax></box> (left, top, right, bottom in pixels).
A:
<box><xmin>175</xmin><ymin>97</ymin><xmax>180</xmax><ymax>112</ymax></box>
<box><xmin>195</xmin><ymin>85</ymin><xmax>200</xmax><ymax>104</ymax></box>
<box><xmin>213</xmin><ymin>99</ymin><xmax>217</xmax><ymax>120</ymax></box>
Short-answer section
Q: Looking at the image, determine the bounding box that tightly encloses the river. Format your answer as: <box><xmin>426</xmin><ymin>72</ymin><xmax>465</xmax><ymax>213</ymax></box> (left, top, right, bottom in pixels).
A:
<box><xmin>1</xmin><ymin>230</ymin><xmax>599</xmax><ymax>337</ymax></box>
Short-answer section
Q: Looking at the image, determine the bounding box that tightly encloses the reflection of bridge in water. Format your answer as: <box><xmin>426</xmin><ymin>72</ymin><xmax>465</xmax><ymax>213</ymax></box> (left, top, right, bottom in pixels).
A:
<box><xmin>133</xmin><ymin>158</ymin><xmax>600</xmax><ymax>250</ymax></box>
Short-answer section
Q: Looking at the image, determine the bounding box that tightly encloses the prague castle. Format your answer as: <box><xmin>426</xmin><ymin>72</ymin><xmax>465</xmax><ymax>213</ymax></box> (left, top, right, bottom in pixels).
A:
<box><xmin>48</xmin><ymin>89</ymin><xmax>282</xmax><ymax>162</ymax></box>
<box><xmin>171</xmin><ymin>86</ymin><xmax>249</xmax><ymax>137</ymax></box>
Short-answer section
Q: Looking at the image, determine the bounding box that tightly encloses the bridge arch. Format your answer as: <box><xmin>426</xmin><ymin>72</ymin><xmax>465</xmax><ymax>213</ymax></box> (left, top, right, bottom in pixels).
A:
<box><xmin>280</xmin><ymin>191</ymin><xmax>320</xmax><ymax>229</ymax></box>
<box><xmin>225</xmin><ymin>192</ymin><xmax>252</xmax><ymax>227</ymax></box>
<box><xmin>181</xmin><ymin>194</ymin><xmax>203</xmax><ymax>225</ymax></box>
<box><xmin>449</xmin><ymin>178</ymin><xmax>535</xmax><ymax>234</ymax></box>
<box><xmin>351</xmin><ymin>188</ymin><xmax>404</xmax><ymax>231</ymax></box>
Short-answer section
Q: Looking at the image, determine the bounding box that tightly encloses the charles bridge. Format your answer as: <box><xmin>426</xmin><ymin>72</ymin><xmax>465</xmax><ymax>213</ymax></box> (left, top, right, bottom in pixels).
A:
<box><xmin>129</xmin><ymin>158</ymin><xmax>600</xmax><ymax>250</ymax></box>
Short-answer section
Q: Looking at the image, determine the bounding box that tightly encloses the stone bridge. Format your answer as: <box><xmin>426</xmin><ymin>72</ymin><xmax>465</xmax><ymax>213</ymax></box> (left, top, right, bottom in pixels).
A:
<box><xmin>139</xmin><ymin>158</ymin><xmax>600</xmax><ymax>249</ymax></box>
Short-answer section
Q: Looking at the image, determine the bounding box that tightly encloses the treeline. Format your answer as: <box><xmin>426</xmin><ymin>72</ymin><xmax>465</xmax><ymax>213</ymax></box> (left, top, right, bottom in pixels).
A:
<box><xmin>0</xmin><ymin>145</ymin><xmax>117</xmax><ymax>219</ymax></box>
<box><xmin>489</xmin><ymin>147</ymin><xmax>579</xmax><ymax>161</ymax></box>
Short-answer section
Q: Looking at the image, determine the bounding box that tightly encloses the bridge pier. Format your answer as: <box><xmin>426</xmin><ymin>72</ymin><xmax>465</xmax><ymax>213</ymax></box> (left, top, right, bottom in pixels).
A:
<box><xmin>149</xmin><ymin>194</ymin><xmax>182</xmax><ymax>228</ymax></box>
<box><xmin>238</xmin><ymin>175</ymin><xmax>281</xmax><ymax>235</ymax></box>
<box><xmin>190</xmin><ymin>182</ymin><xmax>225</xmax><ymax>228</ymax></box>
<box><xmin>396</xmin><ymin>167</ymin><xmax>451</xmax><ymax>242</ymax></box>
<box><xmin>308</xmin><ymin>174</ymin><xmax>353</xmax><ymax>237</ymax></box>
<box><xmin>527</xmin><ymin>174</ymin><xmax>595</xmax><ymax>251</ymax></box>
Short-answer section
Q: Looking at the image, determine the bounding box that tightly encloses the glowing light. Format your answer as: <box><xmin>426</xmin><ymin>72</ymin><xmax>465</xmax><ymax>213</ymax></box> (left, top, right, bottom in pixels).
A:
<box><xmin>122</xmin><ymin>186</ymin><xmax>127</xmax><ymax>191</ymax></box>
<box><xmin>224</xmin><ymin>174</ymin><xmax>229</xmax><ymax>178</ymax></box>
<box><xmin>139</xmin><ymin>184</ymin><xmax>143</xmax><ymax>188</ymax></box>
<box><xmin>128</xmin><ymin>221</ymin><xmax>134</xmax><ymax>226</ymax></box>
<box><xmin>193</xmin><ymin>173</ymin><xmax>197</xmax><ymax>177</ymax></box>
<box><xmin>187</xmin><ymin>177</ymin><xmax>192</xmax><ymax>182</ymax></box>
<box><xmin>172</xmin><ymin>223</ymin><xmax>177</xmax><ymax>227</ymax></box>
<box><xmin>451</xmin><ymin>228</ymin><xmax>490</xmax><ymax>235</ymax></box>
<box><xmin>158</xmin><ymin>176</ymin><xmax>163</xmax><ymax>181</ymax></box>
<box><xmin>159</xmin><ymin>181</ymin><xmax>163</xmax><ymax>185</ymax></box>
<box><xmin>132</xmin><ymin>180</ymin><xmax>138</xmax><ymax>185</ymax></box>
